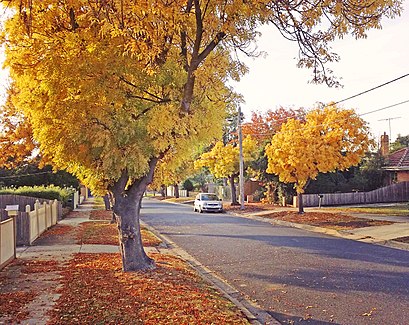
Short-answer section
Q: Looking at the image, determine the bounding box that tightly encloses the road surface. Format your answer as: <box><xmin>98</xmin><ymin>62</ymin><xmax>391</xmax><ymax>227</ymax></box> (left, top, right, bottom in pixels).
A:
<box><xmin>141</xmin><ymin>199</ymin><xmax>409</xmax><ymax>324</ymax></box>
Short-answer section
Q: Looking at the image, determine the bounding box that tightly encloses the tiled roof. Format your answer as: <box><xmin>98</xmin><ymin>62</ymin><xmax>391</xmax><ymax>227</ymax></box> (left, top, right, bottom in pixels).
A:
<box><xmin>385</xmin><ymin>147</ymin><xmax>409</xmax><ymax>169</ymax></box>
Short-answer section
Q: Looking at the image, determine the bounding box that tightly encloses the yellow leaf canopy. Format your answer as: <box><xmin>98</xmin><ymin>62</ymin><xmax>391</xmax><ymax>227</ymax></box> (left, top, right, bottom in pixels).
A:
<box><xmin>265</xmin><ymin>106</ymin><xmax>372</xmax><ymax>193</ymax></box>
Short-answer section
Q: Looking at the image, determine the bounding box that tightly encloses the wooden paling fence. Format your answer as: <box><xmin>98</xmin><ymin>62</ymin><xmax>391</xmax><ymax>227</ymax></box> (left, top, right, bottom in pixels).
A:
<box><xmin>300</xmin><ymin>182</ymin><xmax>409</xmax><ymax>207</ymax></box>
<box><xmin>0</xmin><ymin>199</ymin><xmax>61</xmax><ymax>269</ymax></box>
<box><xmin>0</xmin><ymin>195</ymin><xmax>49</xmax><ymax>211</ymax></box>
<box><xmin>0</xmin><ymin>194</ymin><xmax>63</xmax><ymax>220</ymax></box>
<box><xmin>0</xmin><ymin>217</ymin><xmax>15</xmax><ymax>270</ymax></box>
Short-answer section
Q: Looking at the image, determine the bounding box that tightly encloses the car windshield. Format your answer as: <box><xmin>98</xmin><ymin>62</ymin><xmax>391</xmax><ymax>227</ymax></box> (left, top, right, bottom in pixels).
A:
<box><xmin>201</xmin><ymin>194</ymin><xmax>219</xmax><ymax>201</ymax></box>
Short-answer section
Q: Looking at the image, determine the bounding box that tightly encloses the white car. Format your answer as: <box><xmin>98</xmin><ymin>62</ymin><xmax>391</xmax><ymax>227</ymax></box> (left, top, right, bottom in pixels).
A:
<box><xmin>193</xmin><ymin>193</ymin><xmax>223</xmax><ymax>213</ymax></box>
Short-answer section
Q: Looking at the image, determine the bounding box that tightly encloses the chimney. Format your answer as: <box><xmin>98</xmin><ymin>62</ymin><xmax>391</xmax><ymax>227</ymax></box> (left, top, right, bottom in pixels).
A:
<box><xmin>380</xmin><ymin>132</ymin><xmax>389</xmax><ymax>157</ymax></box>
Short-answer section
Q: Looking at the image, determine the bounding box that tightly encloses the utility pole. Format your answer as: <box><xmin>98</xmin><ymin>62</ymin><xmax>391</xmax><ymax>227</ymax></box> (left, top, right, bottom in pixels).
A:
<box><xmin>378</xmin><ymin>116</ymin><xmax>401</xmax><ymax>141</ymax></box>
<box><xmin>238</xmin><ymin>106</ymin><xmax>245</xmax><ymax>210</ymax></box>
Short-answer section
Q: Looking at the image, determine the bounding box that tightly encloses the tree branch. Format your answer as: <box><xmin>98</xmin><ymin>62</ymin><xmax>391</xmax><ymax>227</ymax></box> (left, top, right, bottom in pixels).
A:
<box><xmin>110</xmin><ymin>169</ymin><xmax>129</xmax><ymax>197</ymax></box>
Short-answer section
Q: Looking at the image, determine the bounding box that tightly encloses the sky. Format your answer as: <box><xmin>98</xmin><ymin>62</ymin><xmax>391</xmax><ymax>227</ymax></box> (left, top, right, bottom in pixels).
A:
<box><xmin>230</xmin><ymin>1</ymin><xmax>409</xmax><ymax>144</ymax></box>
<box><xmin>1</xmin><ymin>3</ymin><xmax>408</xmax><ymax>144</ymax></box>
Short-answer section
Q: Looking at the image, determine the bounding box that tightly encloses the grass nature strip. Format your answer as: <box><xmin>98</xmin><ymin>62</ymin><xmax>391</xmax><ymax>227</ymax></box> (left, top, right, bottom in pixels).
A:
<box><xmin>48</xmin><ymin>253</ymin><xmax>249</xmax><ymax>325</ymax></box>
<box><xmin>257</xmin><ymin>211</ymin><xmax>393</xmax><ymax>230</ymax></box>
<box><xmin>333</xmin><ymin>205</ymin><xmax>409</xmax><ymax>216</ymax></box>
<box><xmin>77</xmin><ymin>221</ymin><xmax>162</xmax><ymax>247</ymax></box>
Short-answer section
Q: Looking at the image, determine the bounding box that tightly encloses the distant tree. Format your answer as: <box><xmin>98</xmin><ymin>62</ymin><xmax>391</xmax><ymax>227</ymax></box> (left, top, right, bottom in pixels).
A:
<box><xmin>242</xmin><ymin>107</ymin><xmax>306</xmax><ymax>145</ymax></box>
<box><xmin>150</xmin><ymin>152</ymin><xmax>197</xmax><ymax>198</ymax></box>
<box><xmin>265</xmin><ymin>106</ymin><xmax>372</xmax><ymax>213</ymax></box>
<box><xmin>191</xmin><ymin>170</ymin><xmax>213</xmax><ymax>192</ymax></box>
<box><xmin>247</xmin><ymin>149</ymin><xmax>295</xmax><ymax>204</ymax></box>
<box><xmin>0</xmin><ymin>163</ymin><xmax>79</xmax><ymax>189</ymax></box>
<box><xmin>195</xmin><ymin>136</ymin><xmax>257</xmax><ymax>205</ymax></box>
<box><xmin>390</xmin><ymin>134</ymin><xmax>409</xmax><ymax>153</ymax></box>
<box><xmin>243</xmin><ymin>107</ymin><xmax>306</xmax><ymax>202</ymax></box>
<box><xmin>182</xmin><ymin>179</ymin><xmax>194</xmax><ymax>192</ymax></box>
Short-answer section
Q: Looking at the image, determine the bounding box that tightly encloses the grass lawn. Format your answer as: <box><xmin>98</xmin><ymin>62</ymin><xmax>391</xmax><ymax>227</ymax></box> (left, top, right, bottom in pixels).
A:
<box><xmin>329</xmin><ymin>204</ymin><xmax>409</xmax><ymax>216</ymax></box>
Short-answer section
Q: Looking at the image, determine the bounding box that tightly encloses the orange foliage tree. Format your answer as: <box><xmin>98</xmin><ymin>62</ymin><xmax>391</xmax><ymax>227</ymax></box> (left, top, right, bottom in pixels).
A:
<box><xmin>0</xmin><ymin>86</ymin><xmax>35</xmax><ymax>168</ymax></box>
<box><xmin>242</xmin><ymin>107</ymin><xmax>306</xmax><ymax>145</ymax></box>
<box><xmin>265</xmin><ymin>105</ymin><xmax>372</xmax><ymax>213</ymax></box>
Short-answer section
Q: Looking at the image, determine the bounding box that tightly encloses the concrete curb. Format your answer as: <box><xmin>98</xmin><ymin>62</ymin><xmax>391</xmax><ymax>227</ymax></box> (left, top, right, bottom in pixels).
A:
<box><xmin>140</xmin><ymin>220</ymin><xmax>281</xmax><ymax>325</ymax></box>
<box><xmin>228</xmin><ymin>212</ymin><xmax>409</xmax><ymax>251</ymax></box>
<box><xmin>148</xmin><ymin>197</ymin><xmax>409</xmax><ymax>250</ymax></box>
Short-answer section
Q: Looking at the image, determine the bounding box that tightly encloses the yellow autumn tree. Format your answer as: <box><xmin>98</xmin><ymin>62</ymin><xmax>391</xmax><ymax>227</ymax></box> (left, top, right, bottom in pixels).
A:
<box><xmin>1</xmin><ymin>1</ymin><xmax>237</xmax><ymax>271</ymax></box>
<box><xmin>151</xmin><ymin>148</ymin><xmax>198</xmax><ymax>198</ymax></box>
<box><xmin>265</xmin><ymin>105</ymin><xmax>372</xmax><ymax>213</ymax></box>
<box><xmin>0</xmin><ymin>85</ymin><xmax>35</xmax><ymax>168</ymax></box>
<box><xmin>195</xmin><ymin>136</ymin><xmax>257</xmax><ymax>204</ymax></box>
<box><xmin>1</xmin><ymin>0</ymin><xmax>401</xmax><ymax>271</ymax></box>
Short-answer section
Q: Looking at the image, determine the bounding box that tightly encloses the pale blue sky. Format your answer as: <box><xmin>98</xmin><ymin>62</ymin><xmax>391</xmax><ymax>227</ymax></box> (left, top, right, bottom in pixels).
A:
<box><xmin>231</xmin><ymin>1</ymin><xmax>409</xmax><ymax>143</ymax></box>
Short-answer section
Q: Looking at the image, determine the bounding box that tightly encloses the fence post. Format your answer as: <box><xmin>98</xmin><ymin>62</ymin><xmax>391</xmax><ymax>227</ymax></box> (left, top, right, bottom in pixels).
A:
<box><xmin>44</xmin><ymin>202</ymin><xmax>50</xmax><ymax>229</ymax></box>
<box><xmin>52</xmin><ymin>199</ymin><xmax>58</xmax><ymax>225</ymax></box>
<box><xmin>13</xmin><ymin>215</ymin><xmax>16</xmax><ymax>259</ymax></box>
<box><xmin>25</xmin><ymin>205</ymin><xmax>31</xmax><ymax>245</ymax></box>
<box><xmin>35</xmin><ymin>200</ymin><xmax>40</xmax><ymax>239</ymax></box>
<box><xmin>293</xmin><ymin>196</ymin><xmax>298</xmax><ymax>208</ymax></box>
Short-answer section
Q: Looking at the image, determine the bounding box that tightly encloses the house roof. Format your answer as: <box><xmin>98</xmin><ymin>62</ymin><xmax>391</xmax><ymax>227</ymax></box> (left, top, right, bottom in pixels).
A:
<box><xmin>384</xmin><ymin>147</ymin><xmax>409</xmax><ymax>170</ymax></box>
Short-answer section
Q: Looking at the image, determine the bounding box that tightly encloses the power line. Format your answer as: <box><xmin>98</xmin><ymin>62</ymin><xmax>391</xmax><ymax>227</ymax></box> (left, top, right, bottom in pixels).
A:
<box><xmin>0</xmin><ymin>171</ymin><xmax>53</xmax><ymax>179</ymax></box>
<box><xmin>242</xmin><ymin>97</ymin><xmax>409</xmax><ymax>132</ymax></box>
<box><xmin>242</xmin><ymin>115</ymin><xmax>370</xmax><ymax>138</ymax></box>
<box><xmin>359</xmin><ymin>99</ymin><xmax>409</xmax><ymax>116</ymax></box>
<box><xmin>333</xmin><ymin>73</ymin><xmax>409</xmax><ymax>105</ymax></box>
<box><xmin>239</xmin><ymin>74</ymin><xmax>409</xmax><ymax>138</ymax></box>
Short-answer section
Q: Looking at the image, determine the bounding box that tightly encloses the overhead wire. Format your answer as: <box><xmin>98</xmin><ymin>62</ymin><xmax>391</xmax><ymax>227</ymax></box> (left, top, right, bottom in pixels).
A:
<box><xmin>359</xmin><ymin>99</ymin><xmax>409</xmax><ymax>117</ymax></box>
<box><xmin>240</xmin><ymin>74</ymin><xmax>409</xmax><ymax>137</ymax></box>
<box><xmin>333</xmin><ymin>73</ymin><xmax>409</xmax><ymax>105</ymax></box>
<box><xmin>0</xmin><ymin>171</ymin><xmax>53</xmax><ymax>179</ymax></box>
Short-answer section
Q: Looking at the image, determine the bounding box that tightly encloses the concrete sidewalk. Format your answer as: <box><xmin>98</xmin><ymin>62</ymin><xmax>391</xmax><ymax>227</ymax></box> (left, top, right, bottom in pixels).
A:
<box><xmin>255</xmin><ymin>212</ymin><xmax>409</xmax><ymax>250</ymax></box>
<box><xmin>3</xmin><ymin>198</ymin><xmax>159</xmax><ymax>325</ymax></box>
<box><xmin>341</xmin><ymin>223</ymin><xmax>409</xmax><ymax>242</ymax></box>
<box><xmin>16</xmin><ymin>198</ymin><xmax>159</xmax><ymax>260</ymax></box>
<box><xmin>304</xmin><ymin>207</ymin><xmax>409</xmax><ymax>245</ymax></box>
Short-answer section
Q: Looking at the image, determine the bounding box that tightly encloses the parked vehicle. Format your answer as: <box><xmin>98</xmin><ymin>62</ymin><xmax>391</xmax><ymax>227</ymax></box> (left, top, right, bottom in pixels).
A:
<box><xmin>193</xmin><ymin>193</ymin><xmax>223</xmax><ymax>213</ymax></box>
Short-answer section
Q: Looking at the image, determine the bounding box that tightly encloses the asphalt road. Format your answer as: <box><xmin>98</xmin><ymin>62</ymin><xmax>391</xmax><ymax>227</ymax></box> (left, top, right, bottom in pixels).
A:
<box><xmin>140</xmin><ymin>199</ymin><xmax>409</xmax><ymax>325</ymax></box>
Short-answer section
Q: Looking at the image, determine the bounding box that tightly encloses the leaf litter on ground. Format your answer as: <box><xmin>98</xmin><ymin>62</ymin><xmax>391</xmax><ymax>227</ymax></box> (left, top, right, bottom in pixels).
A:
<box><xmin>48</xmin><ymin>253</ymin><xmax>249</xmax><ymax>325</ymax></box>
<box><xmin>225</xmin><ymin>203</ymin><xmax>393</xmax><ymax>230</ymax></box>
<box><xmin>1</xmin><ymin>209</ymin><xmax>249</xmax><ymax>324</ymax></box>
<box><xmin>77</xmin><ymin>221</ymin><xmax>162</xmax><ymax>246</ymax></box>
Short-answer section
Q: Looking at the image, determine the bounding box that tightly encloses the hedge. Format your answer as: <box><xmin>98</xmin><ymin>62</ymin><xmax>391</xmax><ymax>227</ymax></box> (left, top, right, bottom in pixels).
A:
<box><xmin>0</xmin><ymin>185</ymin><xmax>76</xmax><ymax>205</ymax></box>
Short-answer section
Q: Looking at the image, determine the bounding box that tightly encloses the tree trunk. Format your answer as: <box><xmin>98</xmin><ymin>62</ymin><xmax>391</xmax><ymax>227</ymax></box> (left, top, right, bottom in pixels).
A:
<box><xmin>113</xmin><ymin>191</ymin><xmax>154</xmax><ymax>272</ymax></box>
<box><xmin>174</xmin><ymin>184</ymin><xmax>179</xmax><ymax>198</ymax></box>
<box><xmin>160</xmin><ymin>184</ymin><xmax>166</xmax><ymax>197</ymax></box>
<box><xmin>229</xmin><ymin>174</ymin><xmax>239</xmax><ymax>205</ymax></box>
<box><xmin>298</xmin><ymin>192</ymin><xmax>304</xmax><ymax>214</ymax></box>
<box><xmin>110</xmin><ymin>159</ymin><xmax>158</xmax><ymax>272</ymax></box>
<box><xmin>103</xmin><ymin>194</ymin><xmax>111</xmax><ymax>210</ymax></box>
<box><xmin>110</xmin><ymin>211</ymin><xmax>116</xmax><ymax>224</ymax></box>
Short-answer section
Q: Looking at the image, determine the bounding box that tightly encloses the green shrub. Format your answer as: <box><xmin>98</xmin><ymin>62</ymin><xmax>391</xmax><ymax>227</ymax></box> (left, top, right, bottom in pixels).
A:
<box><xmin>182</xmin><ymin>179</ymin><xmax>194</xmax><ymax>192</ymax></box>
<box><xmin>0</xmin><ymin>185</ymin><xmax>76</xmax><ymax>205</ymax></box>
